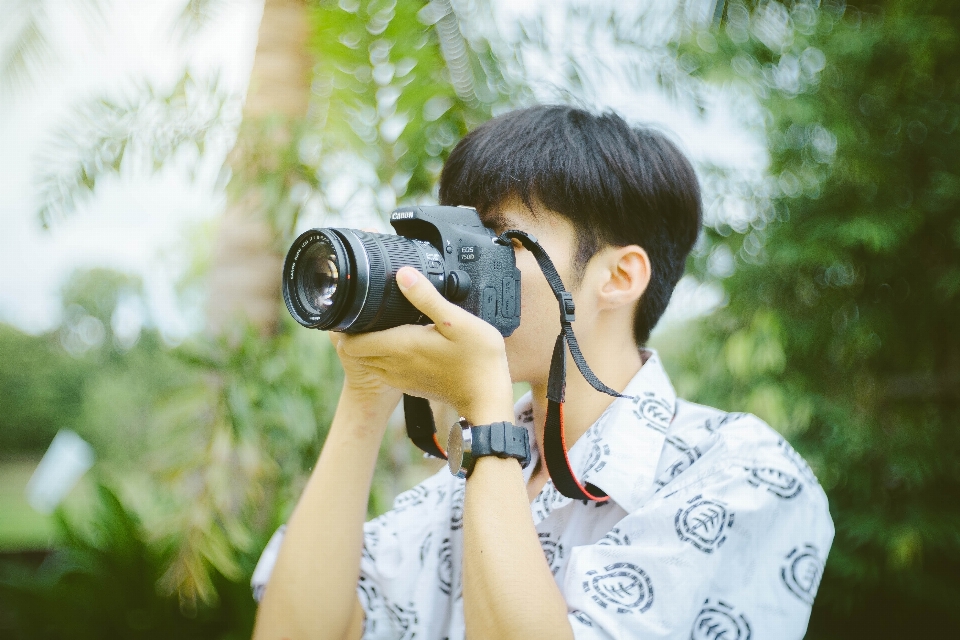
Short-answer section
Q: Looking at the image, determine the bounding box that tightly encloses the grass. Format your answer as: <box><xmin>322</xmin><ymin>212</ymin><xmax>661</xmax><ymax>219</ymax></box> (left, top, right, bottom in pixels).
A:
<box><xmin>0</xmin><ymin>458</ymin><xmax>56</xmax><ymax>550</ymax></box>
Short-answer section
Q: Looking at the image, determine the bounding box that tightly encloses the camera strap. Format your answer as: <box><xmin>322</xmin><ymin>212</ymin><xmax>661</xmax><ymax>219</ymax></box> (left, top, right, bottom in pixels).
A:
<box><xmin>403</xmin><ymin>394</ymin><xmax>448</xmax><ymax>460</ymax></box>
<box><xmin>500</xmin><ymin>230</ymin><xmax>630</xmax><ymax>502</ymax></box>
<box><xmin>402</xmin><ymin>230</ymin><xmax>631</xmax><ymax>503</ymax></box>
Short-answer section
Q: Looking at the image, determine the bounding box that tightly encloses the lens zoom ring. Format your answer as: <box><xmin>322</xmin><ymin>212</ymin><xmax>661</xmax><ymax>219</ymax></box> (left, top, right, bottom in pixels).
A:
<box><xmin>351</xmin><ymin>234</ymin><xmax>425</xmax><ymax>332</ymax></box>
<box><xmin>357</xmin><ymin>236</ymin><xmax>386</xmax><ymax>328</ymax></box>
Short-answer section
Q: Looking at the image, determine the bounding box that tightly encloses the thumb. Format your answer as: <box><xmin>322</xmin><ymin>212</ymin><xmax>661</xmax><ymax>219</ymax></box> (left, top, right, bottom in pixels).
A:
<box><xmin>395</xmin><ymin>266</ymin><xmax>472</xmax><ymax>337</ymax></box>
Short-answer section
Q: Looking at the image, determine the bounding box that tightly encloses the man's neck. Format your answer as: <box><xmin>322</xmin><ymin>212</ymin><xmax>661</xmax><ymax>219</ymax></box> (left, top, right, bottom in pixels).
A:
<box><xmin>527</xmin><ymin>336</ymin><xmax>644</xmax><ymax>469</ymax></box>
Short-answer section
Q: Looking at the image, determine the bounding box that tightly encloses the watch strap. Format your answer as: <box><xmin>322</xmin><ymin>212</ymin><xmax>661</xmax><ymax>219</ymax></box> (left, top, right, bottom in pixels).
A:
<box><xmin>470</xmin><ymin>421</ymin><xmax>530</xmax><ymax>468</ymax></box>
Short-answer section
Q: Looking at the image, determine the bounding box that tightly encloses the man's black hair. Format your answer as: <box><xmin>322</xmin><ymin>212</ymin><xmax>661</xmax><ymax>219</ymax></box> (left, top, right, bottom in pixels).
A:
<box><xmin>438</xmin><ymin>105</ymin><xmax>703</xmax><ymax>345</ymax></box>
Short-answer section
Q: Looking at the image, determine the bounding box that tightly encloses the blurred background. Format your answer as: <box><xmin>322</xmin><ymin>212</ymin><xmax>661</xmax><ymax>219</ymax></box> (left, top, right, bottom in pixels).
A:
<box><xmin>0</xmin><ymin>0</ymin><xmax>957</xmax><ymax>637</ymax></box>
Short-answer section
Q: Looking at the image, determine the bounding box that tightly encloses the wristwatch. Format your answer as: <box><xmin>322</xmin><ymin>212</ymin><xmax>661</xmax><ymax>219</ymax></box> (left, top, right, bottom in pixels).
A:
<box><xmin>447</xmin><ymin>419</ymin><xmax>531</xmax><ymax>479</ymax></box>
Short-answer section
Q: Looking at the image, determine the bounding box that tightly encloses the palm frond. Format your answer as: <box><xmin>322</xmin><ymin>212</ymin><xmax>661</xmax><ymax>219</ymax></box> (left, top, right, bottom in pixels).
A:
<box><xmin>509</xmin><ymin>1</ymin><xmax>711</xmax><ymax>110</ymax></box>
<box><xmin>35</xmin><ymin>71</ymin><xmax>240</xmax><ymax>227</ymax></box>
<box><xmin>172</xmin><ymin>0</ymin><xmax>234</xmax><ymax>41</ymax></box>
<box><xmin>144</xmin><ymin>325</ymin><xmax>342</xmax><ymax>607</ymax></box>
<box><xmin>0</xmin><ymin>0</ymin><xmax>110</xmax><ymax>98</ymax></box>
<box><xmin>0</xmin><ymin>0</ymin><xmax>50</xmax><ymax>97</ymax></box>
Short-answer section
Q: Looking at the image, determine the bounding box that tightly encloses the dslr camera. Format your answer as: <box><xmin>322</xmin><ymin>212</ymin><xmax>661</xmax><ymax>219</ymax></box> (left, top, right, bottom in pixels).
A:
<box><xmin>282</xmin><ymin>206</ymin><xmax>522</xmax><ymax>336</ymax></box>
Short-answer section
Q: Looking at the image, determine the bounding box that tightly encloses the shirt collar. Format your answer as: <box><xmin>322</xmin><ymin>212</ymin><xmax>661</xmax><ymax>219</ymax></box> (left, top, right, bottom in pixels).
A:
<box><xmin>515</xmin><ymin>349</ymin><xmax>678</xmax><ymax>515</ymax></box>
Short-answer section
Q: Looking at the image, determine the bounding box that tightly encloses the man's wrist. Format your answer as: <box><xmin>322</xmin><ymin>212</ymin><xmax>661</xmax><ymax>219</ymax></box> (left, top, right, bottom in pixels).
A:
<box><xmin>459</xmin><ymin>366</ymin><xmax>514</xmax><ymax>424</ymax></box>
<box><xmin>460</xmin><ymin>394</ymin><xmax>514</xmax><ymax>426</ymax></box>
<box><xmin>470</xmin><ymin>454</ymin><xmax>523</xmax><ymax>479</ymax></box>
<box><xmin>336</xmin><ymin>385</ymin><xmax>400</xmax><ymax>435</ymax></box>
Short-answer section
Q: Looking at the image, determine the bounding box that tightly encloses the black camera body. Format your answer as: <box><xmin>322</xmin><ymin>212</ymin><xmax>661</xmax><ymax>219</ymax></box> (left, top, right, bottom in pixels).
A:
<box><xmin>390</xmin><ymin>205</ymin><xmax>522</xmax><ymax>336</ymax></box>
<box><xmin>282</xmin><ymin>205</ymin><xmax>521</xmax><ymax>337</ymax></box>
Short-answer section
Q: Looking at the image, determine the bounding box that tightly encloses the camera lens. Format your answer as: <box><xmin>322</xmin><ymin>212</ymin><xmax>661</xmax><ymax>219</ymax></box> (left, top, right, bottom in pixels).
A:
<box><xmin>283</xmin><ymin>228</ymin><xmax>444</xmax><ymax>333</ymax></box>
<box><xmin>284</xmin><ymin>229</ymin><xmax>353</xmax><ymax>329</ymax></box>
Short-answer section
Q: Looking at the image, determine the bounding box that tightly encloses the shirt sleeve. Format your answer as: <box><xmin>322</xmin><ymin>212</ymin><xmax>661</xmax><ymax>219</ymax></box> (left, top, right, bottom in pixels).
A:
<box><xmin>560</xmin><ymin>448</ymin><xmax>835</xmax><ymax>639</ymax></box>
<box><xmin>248</xmin><ymin>515</ymin><xmax>424</xmax><ymax>640</ymax></box>
<box><xmin>250</xmin><ymin>469</ymin><xmax>460</xmax><ymax>640</ymax></box>
<box><xmin>355</xmin><ymin>470</ymin><xmax>465</xmax><ymax>640</ymax></box>
<box><xmin>251</xmin><ymin>525</ymin><xmax>286</xmax><ymax>603</ymax></box>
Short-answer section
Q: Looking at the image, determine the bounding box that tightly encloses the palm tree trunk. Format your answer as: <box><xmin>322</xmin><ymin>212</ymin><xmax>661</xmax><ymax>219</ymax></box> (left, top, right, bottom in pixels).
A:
<box><xmin>206</xmin><ymin>0</ymin><xmax>311</xmax><ymax>336</ymax></box>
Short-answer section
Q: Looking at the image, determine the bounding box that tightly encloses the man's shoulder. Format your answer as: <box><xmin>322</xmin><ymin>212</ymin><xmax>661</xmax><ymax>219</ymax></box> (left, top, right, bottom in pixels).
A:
<box><xmin>669</xmin><ymin>398</ymin><xmax>831</xmax><ymax>509</ymax></box>
<box><xmin>672</xmin><ymin>397</ymin><xmax>777</xmax><ymax>443</ymax></box>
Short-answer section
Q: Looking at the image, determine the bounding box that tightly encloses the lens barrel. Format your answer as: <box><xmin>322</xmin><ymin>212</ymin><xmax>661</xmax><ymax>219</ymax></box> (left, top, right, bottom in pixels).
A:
<box><xmin>283</xmin><ymin>228</ymin><xmax>444</xmax><ymax>333</ymax></box>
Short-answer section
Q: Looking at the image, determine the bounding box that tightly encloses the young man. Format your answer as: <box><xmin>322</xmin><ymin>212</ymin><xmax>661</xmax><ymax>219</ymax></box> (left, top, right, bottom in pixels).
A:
<box><xmin>251</xmin><ymin>106</ymin><xmax>834</xmax><ymax>639</ymax></box>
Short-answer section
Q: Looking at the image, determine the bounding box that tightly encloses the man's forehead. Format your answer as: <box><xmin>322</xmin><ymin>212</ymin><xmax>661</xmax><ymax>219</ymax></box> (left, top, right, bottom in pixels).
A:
<box><xmin>487</xmin><ymin>202</ymin><xmax>576</xmax><ymax>240</ymax></box>
<box><xmin>484</xmin><ymin>195</ymin><xmax>555</xmax><ymax>231</ymax></box>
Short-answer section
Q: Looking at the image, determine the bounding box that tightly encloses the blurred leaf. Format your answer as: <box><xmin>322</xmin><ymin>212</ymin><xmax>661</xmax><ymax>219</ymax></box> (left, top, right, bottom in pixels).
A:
<box><xmin>172</xmin><ymin>0</ymin><xmax>233</xmax><ymax>41</ymax></box>
<box><xmin>0</xmin><ymin>481</ymin><xmax>257</xmax><ymax>638</ymax></box>
<box><xmin>35</xmin><ymin>71</ymin><xmax>239</xmax><ymax>227</ymax></box>
<box><xmin>306</xmin><ymin>0</ymin><xmax>524</xmax><ymax>215</ymax></box>
<box><xmin>0</xmin><ymin>0</ymin><xmax>110</xmax><ymax>98</ymax></box>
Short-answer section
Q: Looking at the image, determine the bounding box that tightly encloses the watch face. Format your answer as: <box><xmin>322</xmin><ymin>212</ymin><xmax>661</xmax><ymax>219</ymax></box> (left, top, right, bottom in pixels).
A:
<box><xmin>447</xmin><ymin>422</ymin><xmax>465</xmax><ymax>477</ymax></box>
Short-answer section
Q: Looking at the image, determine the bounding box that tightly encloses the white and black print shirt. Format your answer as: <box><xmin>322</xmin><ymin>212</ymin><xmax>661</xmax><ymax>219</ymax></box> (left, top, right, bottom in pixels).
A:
<box><xmin>252</xmin><ymin>351</ymin><xmax>834</xmax><ymax>639</ymax></box>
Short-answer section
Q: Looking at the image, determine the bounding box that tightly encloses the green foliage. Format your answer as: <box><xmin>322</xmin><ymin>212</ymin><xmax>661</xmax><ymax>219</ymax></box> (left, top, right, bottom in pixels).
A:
<box><xmin>0</xmin><ymin>461</ymin><xmax>58</xmax><ymax>549</ymax></box>
<box><xmin>668</xmin><ymin>1</ymin><xmax>960</xmax><ymax>635</ymax></box>
<box><xmin>308</xmin><ymin>0</ymin><xmax>521</xmax><ymax>205</ymax></box>
<box><xmin>0</xmin><ymin>269</ymin><xmax>346</xmax><ymax>626</ymax></box>
<box><xmin>0</xmin><ymin>268</ymin><xmax>192</xmax><ymax>460</ymax></box>
<box><xmin>60</xmin><ymin>268</ymin><xmax>141</xmax><ymax>326</ymax></box>
<box><xmin>144</xmin><ymin>320</ymin><xmax>343</xmax><ymax>608</ymax></box>
<box><xmin>229</xmin><ymin>0</ymin><xmax>514</xmax><ymax>243</ymax></box>
<box><xmin>0</xmin><ymin>483</ymin><xmax>256</xmax><ymax>639</ymax></box>
<box><xmin>0</xmin><ymin>325</ymin><xmax>89</xmax><ymax>454</ymax></box>
<box><xmin>229</xmin><ymin>1</ymin><xmax>524</xmax><ymax>246</ymax></box>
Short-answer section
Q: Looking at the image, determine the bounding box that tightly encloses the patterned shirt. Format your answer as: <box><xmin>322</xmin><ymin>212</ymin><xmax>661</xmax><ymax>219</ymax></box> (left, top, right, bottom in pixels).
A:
<box><xmin>252</xmin><ymin>350</ymin><xmax>834</xmax><ymax>639</ymax></box>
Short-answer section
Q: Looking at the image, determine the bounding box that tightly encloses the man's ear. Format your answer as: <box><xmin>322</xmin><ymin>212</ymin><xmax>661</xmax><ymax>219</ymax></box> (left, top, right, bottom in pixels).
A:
<box><xmin>595</xmin><ymin>245</ymin><xmax>651</xmax><ymax>311</ymax></box>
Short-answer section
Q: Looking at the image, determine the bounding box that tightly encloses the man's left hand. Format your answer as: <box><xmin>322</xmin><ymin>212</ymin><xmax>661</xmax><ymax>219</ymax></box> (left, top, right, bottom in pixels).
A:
<box><xmin>338</xmin><ymin>266</ymin><xmax>515</xmax><ymax>425</ymax></box>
